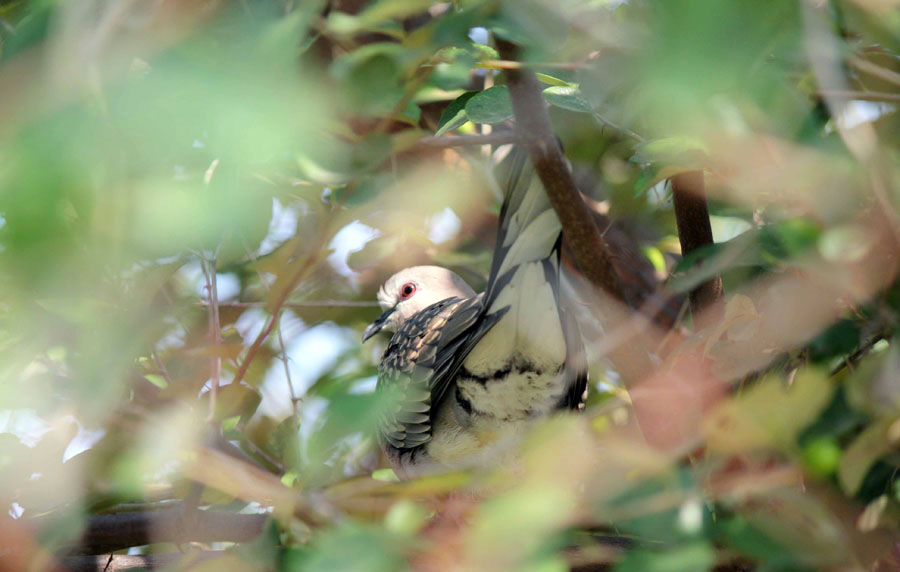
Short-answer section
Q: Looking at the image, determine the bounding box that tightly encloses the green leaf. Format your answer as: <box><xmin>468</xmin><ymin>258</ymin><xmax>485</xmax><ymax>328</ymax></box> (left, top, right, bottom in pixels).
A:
<box><xmin>436</xmin><ymin>91</ymin><xmax>476</xmax><ymax>135</ymax></box>
<box><xmin>542</xmin><ymin>86</ymin><xmax>593</xmax><ymax>113</ymax></box>
<box><xmin>716</xmin><ymin>516</ymin><xmax>794</xmax><ymax>564</ymax></box>
<box><xmin>372</xmin><ymin>468</ymin><xmax>400</xmax><ymax>482</ymax></box>
<box><xmin>464</xmin><ymin>86</ymin><xmax>513</xmax><ymax>125</ymax></box>
<box><xmin>630</xmin><ymin>136</ymin><xmax>708</xmax><ymax>169</ymax></box>
<box><xmin>838</xmin><ymin>417</ymin><xmax>898</xmax><ymax>495</ymax></box>
<box><xmin>431</xmin><ymin>59</ymin><xmax>473</xmax><ymax>91</ymax></box>
<box><xmin>706</xmin><ymin>370</ymin><xmax>835</xmax><ymax>454</ymax></box>
<box><xmin>759</xmin><ymin>219</ymin><xmax>821</xmax><ymax>262</ymax></box>
<box><xmin>355</xmin><ymin>0</ymin><xmax>435</xmax><ymax>29</ymax></box>
<box><xmin>614</xmin><ymin>542</ymin><xmax>716</xmax><ymax>572</ymax></box>
<box><xmin>332</xmin><ymin>44</ymin><xmax>407</xmax><ymax>117</ymax></box>
<box><xmin>301</xmin><ymin>522</ymin><xmax>409</xmax><ymax>572</ymax></box>
<box><xmin>535</xmin><ymin>73</ymin><xmax>573</xmax><ymax>87</ymax></box>
<box><xmin>807</xmin><ymin>320</ymin><xmax>860</xmax><ymax>362</ymax></box>
<box><xmin>332</xmin><ymin>173</ymin><xmax>389</xmax><ymax>206</ymax></box>
<box><xmin>36</xmin><ymin>297</ymin><xmax>116</xmax><ymax>323</ymax></box>
<box><xmin>471</xmin><ymin>43</ymin><xmax>499</xmax><ymax>61</ymax></box>
<box><xmin>799</xmin><ymin>387</ymin><xmax>868</xmax><ymax>443</ymax></box>
<box><xmin>143</xmin><ymin>374</ymin><xmax>168</xmax><ymax>389</ymax></box>
<box><xmin>384</xmin><ymin>500</ymin><xmax>429</xmax><ymax>536</ymax></box>
<box><xmin>202</xmin><ymin>383</ymin><xmax>262</xmax><ymax>422</ymax></box>
<box><xmin>801</xmin><ymin>436</ymin><xmax>842</xmax><ymax>478</ymax></box>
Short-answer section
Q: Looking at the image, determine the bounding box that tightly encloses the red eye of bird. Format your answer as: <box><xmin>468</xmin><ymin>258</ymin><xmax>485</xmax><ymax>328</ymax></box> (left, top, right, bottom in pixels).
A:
<box><xmin>399</xmin><ymin>282</ymin><xmax>417</xmax><ymax>300</ymax></box>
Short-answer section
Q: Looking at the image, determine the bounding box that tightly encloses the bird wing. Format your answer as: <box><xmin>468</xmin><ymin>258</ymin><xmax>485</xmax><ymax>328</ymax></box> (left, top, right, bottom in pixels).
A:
<box><xmin>377</xmin><ymin>295</ymin><xmax>505</xmax><ymax>449</ymax></box>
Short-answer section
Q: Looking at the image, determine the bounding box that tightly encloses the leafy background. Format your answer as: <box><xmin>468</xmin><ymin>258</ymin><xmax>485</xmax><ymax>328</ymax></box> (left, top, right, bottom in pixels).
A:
<box><xmin>0</xmin><ymin>0</ymin><xmax>898</xmax><ymax>571</ymax></box>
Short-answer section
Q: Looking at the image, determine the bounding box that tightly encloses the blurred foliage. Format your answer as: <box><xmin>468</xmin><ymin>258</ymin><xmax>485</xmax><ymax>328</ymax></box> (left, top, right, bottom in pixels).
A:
<box><xmin>0</xmin><ymin>0</ymin><xmax>898</xmax><ymax>571</ymax></box>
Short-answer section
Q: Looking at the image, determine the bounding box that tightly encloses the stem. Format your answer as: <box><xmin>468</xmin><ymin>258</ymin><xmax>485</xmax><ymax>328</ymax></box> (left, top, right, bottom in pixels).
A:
<box><xmin>671</xmin><ymin>171</ymin><xmax>723</xmax><ymax>326</ymax></box>
<box><xmin>201</xmin><ymin>256</ymin><xmax>223</xmax><ymax>422</ymax></box>
<box><xmin>414</xmin><ymin>132</ymin><xmax>520</xmax><ymax>150</ymax></box>
<box><xmin>199</xmin><ymin>300</ymin><xmax>380</xmax><ymax>309</ymax></box>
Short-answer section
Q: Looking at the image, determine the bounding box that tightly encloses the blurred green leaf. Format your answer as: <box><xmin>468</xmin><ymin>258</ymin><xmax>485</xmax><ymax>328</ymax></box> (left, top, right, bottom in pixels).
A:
<box><xmin>465</xmin><ymin>86</ymin><xmax>513</xmax><ymax>124</ymax></box>
<box><xmin>372</xmin><ymin>468</ymin><xmax>400</xmax><ymax>482</ymax></box>
<box><xmin>143</xmin><ymin>374</ymin><xmax>168</xmax><ymax>389</ymax></box>
<box><xmin>630</xmin><ymin>137</ymin><xmax>707</xmax><ymax>169</ymax></box>
<box><xmin>614</xmin><ymin>542</ymin><xmax>716</xmax><ymax>572</ymax></box>
<box><xmin>706</xmin><ymin>370</ymin><xmax>835</xmax><ymax>454</ymax></box>
<box><xmin>715</xmin><ymin>516</ymin><xmax>796</xmax><ymax>567</ymax></box>
<box><xmin>801</xmin><ymin>436</ymin><xmax>842</xmax><ymax>478</ymax></box>
<box><xmin>799</xmin><ymin>387</ymin><xmax>869</xmax><ymax>444</ymax></box>
<box><xmin>332</xmin><ymin>43</ymin><xmax>409</xmax><ymax>116</ymax></box>
<box><xmin>807</xmin><ymin>320</ymin><xmax>860</xmax><ymax>363</ymax></box>
<box><xmin>292</xmin><ymin>522</ymin><xmax>409</xmax><ymax>572</ymax></box>
<box><xmin>535</xmin><ymin>73</ymin><xmax>573</xmax><ymax>87</ymax></box>
<box><xmin>542</xmin><ymin>86</ymin><xmax>593</xmax><ymax>113</ymax></box>
<box><xmin>436</xmin><ymin>91</ymin><xmax>477</xmax><ymax>135</ymax></box>
<box><xmin>35</xmin><ymin>298</ymin><xmax>116</xmax><ymax>323</ymax></box>
<box><xmin>431</xmin><ymin>59</ymin><xmax>474</xmax><ymax>91</ymax></box>
<box><xmin>838</xmin><ymin>417</ymin><xmax>899</xmax><ymax>496</ymax></box>
<box><xmin>759</xmin><ymin>220</ymin><xmax>821</xmax><ymax>262</ymax></box>
<box><xmin>203</xmin><ymin>383</ymin><xmax>262</xmax><ymax>422</ymax></box>
<box><xmin>384</xmin><ymin>499</ymin><xmax>429</xmax><ymax>536</ymax></box>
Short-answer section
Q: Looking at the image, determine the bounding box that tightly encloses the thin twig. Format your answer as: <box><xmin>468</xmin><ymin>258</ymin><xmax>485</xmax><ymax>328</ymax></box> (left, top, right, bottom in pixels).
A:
<box><xmin>592</xmin><ymin>112</ymin><xmax>645</xmax><ymax>143</ymax></box>
<box><xmin>64</xmin><ymin>552</ymin><xmax>223</xmax><ymax>572</ymax></box>
<box><xmin>199</xmin><ymin>300</ymin><xmax>379</xmax><ymax>309</ymax></box>
<box><xmin>229</xmin><ymin>233</ymin><xmax>331</xmax><ymax>388</ymax></box>
<box><xmin>479</xmin><ymin>59</ymin><xmax>591</xmax><ymax>71</ymax></box>
<box><xmin>849</xmin><ymin>56</ymin><xmax>900</xmax><ymax>88</ymax></box>
<box><xmin>277</xmin><ymin>320</ymin><xmax>300</xmax><ymax>427</ymax></box>
<box><xmin>413</xmin><ymin>132</ymin><xmax>520</xmax><ymax>150</ymax></box>
<box><xmin>830</xmin><ymin>332</ymin><xmax>888</xmax><ymax>376</ymax></box>
<box><xmin>151</xmin><ymin>352</ymin><xmax>175</xmax><ymax>388</ymax></box>
<box><xmin>814</xmin><ymin>89</ymin><xmax>900</xmax><ymax>102</ymax></box>
<box><xmin>201</xmin><ymin>256</ymin><xmax>223</xmax><ymax>422</ymax></box>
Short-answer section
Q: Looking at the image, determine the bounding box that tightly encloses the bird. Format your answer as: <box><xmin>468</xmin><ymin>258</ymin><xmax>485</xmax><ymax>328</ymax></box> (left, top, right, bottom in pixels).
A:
<box><xmin>362</xmin><ymin>148</ymin><xmax>587</xmax><ymax>478</ymax></box>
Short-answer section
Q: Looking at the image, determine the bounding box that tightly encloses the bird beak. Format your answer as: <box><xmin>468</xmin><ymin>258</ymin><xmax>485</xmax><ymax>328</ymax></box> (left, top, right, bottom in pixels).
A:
<box><xmin>362</xmin><ymin>309</ymin><xmax>393</xmax><ymax>342</ymax></box>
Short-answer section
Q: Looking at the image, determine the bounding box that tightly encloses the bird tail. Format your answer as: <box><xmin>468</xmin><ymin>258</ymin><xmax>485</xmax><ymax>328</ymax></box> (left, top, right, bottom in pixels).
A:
<box><xmin>483</xmin><ymin>147</ymin><xmax>563</xmax><ymax>311</ymax></box>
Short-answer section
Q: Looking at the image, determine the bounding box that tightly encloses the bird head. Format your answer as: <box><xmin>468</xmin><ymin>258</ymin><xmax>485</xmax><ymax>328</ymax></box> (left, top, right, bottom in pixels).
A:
<box><xmin>362</xmin><ymin>265</ymin><xmax>476</xmax><ymax>342</ymax></box>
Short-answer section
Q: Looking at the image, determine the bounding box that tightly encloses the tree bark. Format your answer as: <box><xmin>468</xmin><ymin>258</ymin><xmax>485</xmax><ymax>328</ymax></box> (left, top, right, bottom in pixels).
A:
<box><xmin>671</xmin><ymin>171</ymin><xmax>723</xmax><ymax>326</ymax></box>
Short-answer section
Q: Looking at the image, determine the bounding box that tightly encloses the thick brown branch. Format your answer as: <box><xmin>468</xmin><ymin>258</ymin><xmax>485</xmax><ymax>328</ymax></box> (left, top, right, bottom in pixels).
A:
<box><xmin>671</xmin><ymin>171</ymin><xmax>723</xmax><ymax>325</ymax></box>
<box><xmin>496</xmin><ymin>40</ymin><xmax>625</xmax><ymax>302</ymax></box>
<box><xmin>40</xmin><ymin>506</ymin><xmax>268</xmax><ymax>555</ymax></box>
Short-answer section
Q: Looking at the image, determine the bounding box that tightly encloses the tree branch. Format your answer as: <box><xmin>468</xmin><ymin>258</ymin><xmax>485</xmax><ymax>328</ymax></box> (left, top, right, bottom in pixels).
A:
<box><xmin>199</xmin><ymin>300</ymin><xmax>380</xmax><ymax>309</ymax></box>
<box><xmin>496</xmin><ymin>40</ymin><xmax>625</xmax><ymax>302</ymax></box>
<box><xmin>62</xmin><ymin>551</ymin><xmax>223</xmax><ymax>572</ymax></box>
<box><xmin>414</xmin><ymin>132</ymin><xmax>520</xmax><ymax>150</ymax></box>
<box><xmin>42</xmin><ymin>506</ymin><xmax>268</xmax><ymax>555</ymax></box>
<box><xmin>671</xmin><ymin>171</ymin><xmax>723</xmax><ymax>326</ymax></box>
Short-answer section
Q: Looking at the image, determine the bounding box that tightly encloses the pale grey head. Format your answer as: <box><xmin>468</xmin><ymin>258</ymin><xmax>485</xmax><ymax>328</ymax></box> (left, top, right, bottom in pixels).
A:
<box><xmin>361</xmin><ymin>265</ymin><xmax>476</xmax><ymax>342</ymax></box>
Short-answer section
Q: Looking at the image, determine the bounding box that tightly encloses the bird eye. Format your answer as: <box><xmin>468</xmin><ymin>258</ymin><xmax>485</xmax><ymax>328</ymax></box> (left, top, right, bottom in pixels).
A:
<box><xmin>399</xmin><ymin>282</ymin><xmax>417</xmax><ymax>300</ymax></box>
